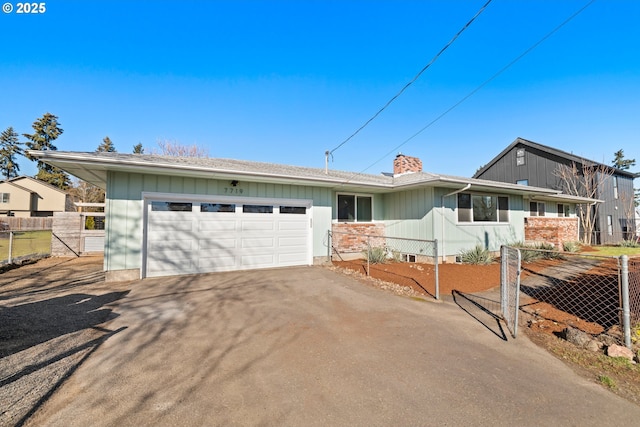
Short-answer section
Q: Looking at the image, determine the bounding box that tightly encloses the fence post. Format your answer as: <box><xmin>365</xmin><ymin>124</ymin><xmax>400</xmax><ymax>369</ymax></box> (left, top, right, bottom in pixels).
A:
<box><xmin>327</xmin><ymin>230</ymin><xmax>331</xmax><ymax>262</ymax></box>
<box><xmin>434</xmin><ymin>239</ymin><xmax>439</xmax><ymax>300</ymax></box>
<box><xmin>366</xmin><ymin>235</ymin><xmax>370</xmax><ymax>276</ymax></box>
<box><xmin>500</xmin><ymin>245</ymin><xmax>506</xmax><ymax>315</ymax></box>
<box><xmin>620</xmin><ymin>255</ymin><xmax>632</xmax><ymax>349</ymax></box>
<box><xmin>8</xmin><ymin>231</ymin><xmax>14</xmax><ymax>264</ymax></box>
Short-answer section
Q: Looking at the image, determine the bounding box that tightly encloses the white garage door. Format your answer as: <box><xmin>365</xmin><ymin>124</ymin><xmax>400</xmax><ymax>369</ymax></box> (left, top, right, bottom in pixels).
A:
<box><xmin>144</xmin><ymin>197</ymin><xmax>312</xmax><ymax>278</ymax></box>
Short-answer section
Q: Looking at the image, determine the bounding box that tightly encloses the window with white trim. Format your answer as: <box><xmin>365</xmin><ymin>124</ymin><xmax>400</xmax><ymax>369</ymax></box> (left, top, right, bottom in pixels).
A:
<box><xmin>0</xmin><ymin>193</ymin><xmax>9</xmax><ymax>203</ymax></box>
<box><xmin>529</xmin><ymin>201</ymin><xmax>545</xmax><ymax>217</ymax></box>
<box><xmin>337</xmin><ymin>194</ymin><xmax>372</xmax><ymax>222</ymax></box>
<box><xmin>457</xmin><ymin>193</ymin><xmax>509</xmax><ymax>223</ymax></box>
<box><xmin>613</xmin><ymin>176</ymin><xmax>618</xmax><ymax>199</ymax></box>
<box><xmin>557</xmin><ymin>204</ymin><xmax>570</xmax><ymax>217</ymax></box>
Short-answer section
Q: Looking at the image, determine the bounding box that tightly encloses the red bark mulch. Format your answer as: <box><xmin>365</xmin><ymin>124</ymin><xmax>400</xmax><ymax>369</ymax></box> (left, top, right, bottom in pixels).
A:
<box><xmin>332</xmin><ymin>259</ymin><xmax>501</xmax><ymax>298</ymax></box>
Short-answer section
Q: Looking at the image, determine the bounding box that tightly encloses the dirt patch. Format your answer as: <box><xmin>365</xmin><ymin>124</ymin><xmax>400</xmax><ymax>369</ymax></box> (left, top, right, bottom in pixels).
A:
<box><xmin>0</xmin><ymin>256</ymin><xmax>132</xmax><ymax>427</ymax></box>
<box><xmin>332</xmin><ymin>259</ymin><xmax>501</xmax><ymax>298</ymax></box>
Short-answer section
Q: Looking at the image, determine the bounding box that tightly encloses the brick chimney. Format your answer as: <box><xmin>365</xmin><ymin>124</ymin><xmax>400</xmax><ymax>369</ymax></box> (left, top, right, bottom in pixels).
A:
<box><xmin>393</xmin><ymin>153</ymin><xmax>422</xmax><ymax>175</ymax></box>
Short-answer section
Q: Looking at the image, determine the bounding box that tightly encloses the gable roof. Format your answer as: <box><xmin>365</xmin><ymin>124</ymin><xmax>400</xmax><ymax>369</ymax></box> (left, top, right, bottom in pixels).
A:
<box><xmin>0</xmin><ymin>180</ymin><xmax>35</xmax><ymax>194</ymax></box>
<box><xmin>27</xmin><ymin>150</ymin><xmax>600</xmax><ymax>204</ymax></box>
<box><xmin>5</xmin><ymin>176</ymin><xmax>69</xmax><ymax>194</ymax></box>
<box><xmin>474</xmin><ymin>137</ymin><xmax>639</xmax><ymax>179</ymax></box>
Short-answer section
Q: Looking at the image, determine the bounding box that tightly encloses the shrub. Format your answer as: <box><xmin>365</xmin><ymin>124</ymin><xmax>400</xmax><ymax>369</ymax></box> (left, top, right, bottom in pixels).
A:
<box><xmin>458</xmin><ymin>245</ymin><xmax>494</xmax><ymax>265</ymax></box>
<box><xmin>620</xmin><ymin>239</ymin><xmax>640</xmax><ymax>248</ymax></box>
<box><xmin>562</xmin><ymin>241</ymin><xmax>581</xmax><ymax>253</ymax></box>
<box><xmin>535</xmin><ymin>242</ymin><xmax>563</xmax><ymax>260</ymax></box>
<box><xmin>363</xmin><ymin>246</ymin><xmax>387</xmax><ymax>264</ymax></box>
<box><xmin>508</xmin><ymin>241</ymin><xmax>562</xmax><ymax>262</ymax></box>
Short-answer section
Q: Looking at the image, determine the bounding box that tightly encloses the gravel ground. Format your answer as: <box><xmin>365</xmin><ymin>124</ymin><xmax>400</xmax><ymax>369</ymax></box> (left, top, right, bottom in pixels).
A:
<box><xmin>0</xmin><ymin>256</ymin><xmax>130</xmax><ymax>427</ymax></box>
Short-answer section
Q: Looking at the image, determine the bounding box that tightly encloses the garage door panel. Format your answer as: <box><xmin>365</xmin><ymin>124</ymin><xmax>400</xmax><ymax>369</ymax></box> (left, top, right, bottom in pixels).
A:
<box><xmin>146</xmin><ymin>199</ymin><xmax>310</xmax><ymax>277</ymax></box>
<box><xmin>241</xmin><ymin>237</ymin><xmax>275</xmax><ymax>248</ymax></box>
<box><xmin>199</xmin><ymin>220</ymin><xmax>237</xmax><ymax>231</ymax></box>
<box><xmin>278</xmin><ymin>221</ymin><xmax>307</xmax><ymax>231</ymax></box>
<box><xmin>241</xmin><ymin>220</ymin><xmax>275</xmax><ymax>231</ymax></box>
<box><xmin>199</xmin><ymin>238</ymin><xmax>237</xmax><ymax>250</ymax></box>
<box><xmin>278</xmin><ymin>236</ymin><xmax>306</xmax><ymax>246</ymax></box>
<box><xmin>149</xmin><ymin>220</ymin><xmax>194</xmax><ymax>232</ymax></box>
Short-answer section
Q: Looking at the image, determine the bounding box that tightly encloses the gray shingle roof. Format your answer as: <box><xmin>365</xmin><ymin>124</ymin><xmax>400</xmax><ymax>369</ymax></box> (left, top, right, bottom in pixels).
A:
<box><xmin>27</xmin><ymin>150</ymin><xmax>601</xmax><ymax>202</ymax></box>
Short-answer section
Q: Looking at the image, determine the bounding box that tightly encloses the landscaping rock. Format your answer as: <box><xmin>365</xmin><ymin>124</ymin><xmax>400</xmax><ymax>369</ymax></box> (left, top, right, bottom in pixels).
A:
<box><xmin>607</xmin><ymin>344</ymin><xmax>635</xmax><ymax>362</ymax></box>
<box><xmin>585</xmin><ymin>339</ymin><xmax>602</xmax><ymax>353</ymax></box>
<box><xmin>560</xmin><ymin>327</ymin><xmax>591</xmax><ymax>348</ymax></box>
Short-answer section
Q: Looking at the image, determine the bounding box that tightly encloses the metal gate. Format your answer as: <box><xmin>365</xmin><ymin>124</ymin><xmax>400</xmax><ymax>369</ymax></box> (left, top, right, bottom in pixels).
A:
<box><xmin>500</xmin><ymin>246</ymin><xmax>521</xmax><ymax>338</ymax></box>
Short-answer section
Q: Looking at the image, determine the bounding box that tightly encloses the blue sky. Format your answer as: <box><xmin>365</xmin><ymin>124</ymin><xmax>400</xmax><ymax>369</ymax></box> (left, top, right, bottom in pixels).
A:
<box><xmin>1</xmin><ymin>0</ymin><xmax>639</xmax><ymax>179</ymax></box>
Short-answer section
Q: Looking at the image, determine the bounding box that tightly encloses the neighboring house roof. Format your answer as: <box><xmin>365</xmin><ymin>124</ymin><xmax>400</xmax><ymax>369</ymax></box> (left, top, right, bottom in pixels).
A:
<box><xmin>0</xmin><ymin>180</ymin><xmax>36</xmax><ymax>195</ymax></box>
<box><xmin>473</xmin><ymin>137</ymin><xmax>640</xmax><ymax>179</ymax></box>
<box><xmin>27</xmin><ymin>150</ymin><xmax>600</xmax><ymax>204</ymax></box>
<box><xmin>6</xmin><ymin>175</ymin><xmax>69</xmax><ymax>194</ymax></box>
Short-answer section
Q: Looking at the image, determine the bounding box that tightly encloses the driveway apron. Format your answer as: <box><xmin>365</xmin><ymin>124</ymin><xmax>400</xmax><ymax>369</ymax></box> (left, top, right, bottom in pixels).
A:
<box><xmin>12</xmin><ymin>263</ymin><xmax>640</xmax><ymax>426</ymax></box>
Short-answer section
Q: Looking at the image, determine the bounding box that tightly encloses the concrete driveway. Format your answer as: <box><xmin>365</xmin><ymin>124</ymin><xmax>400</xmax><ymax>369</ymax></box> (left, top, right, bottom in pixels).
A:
<box><xmin>3</xmin><ymin>258</ymin><xmax>640</xmax><ymax>426</ymax></box>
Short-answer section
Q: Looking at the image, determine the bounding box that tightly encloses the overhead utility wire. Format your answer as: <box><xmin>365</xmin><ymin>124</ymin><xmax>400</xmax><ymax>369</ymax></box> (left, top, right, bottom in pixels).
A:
<box><xmin>327</xmin><ymin>0</ymin><xmax>493</xmax><ymax>157</ymax></box>
<box><xmin>351</xmin><ymin>0</ymin><xmax>597</xmax><ymax>178</ymax></box>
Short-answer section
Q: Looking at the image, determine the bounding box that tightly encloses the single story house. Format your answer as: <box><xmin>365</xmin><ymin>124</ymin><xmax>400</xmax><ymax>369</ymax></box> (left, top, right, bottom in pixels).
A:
<box><xmin>0</xmin><ymin>176</ymin><xmax>69</xmax><ymax>217</ymax></box>
<box><xmin>29</xmin><ymin>151</ymin><xmax>598</xmax><ymax>281</ymax></box>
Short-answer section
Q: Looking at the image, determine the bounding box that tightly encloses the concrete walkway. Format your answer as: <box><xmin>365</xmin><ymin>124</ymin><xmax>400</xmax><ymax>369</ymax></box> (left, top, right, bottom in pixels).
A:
<box><xmin>3</xmin><ymin>260</ymin><xmax>640</xmax><ymax>426</ymax></box>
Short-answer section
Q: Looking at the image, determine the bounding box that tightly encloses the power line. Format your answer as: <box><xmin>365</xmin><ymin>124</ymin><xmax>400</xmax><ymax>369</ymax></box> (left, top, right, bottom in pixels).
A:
<box><xmin>328</xmin><ymin>0</ymin><xmax>494</xmax><ymax>157</ymax></box>
<box><xmin>352</xmin><ymin>0</ymin><xmax>597</xmax><ymax>177</ymax></box>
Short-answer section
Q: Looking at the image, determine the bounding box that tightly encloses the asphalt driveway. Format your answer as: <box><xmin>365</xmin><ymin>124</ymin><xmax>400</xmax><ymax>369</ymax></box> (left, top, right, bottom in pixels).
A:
<box><xmin>2</xmin><ymin>258</ymin><xmax>640</xmax><ymax>426</ymax></box>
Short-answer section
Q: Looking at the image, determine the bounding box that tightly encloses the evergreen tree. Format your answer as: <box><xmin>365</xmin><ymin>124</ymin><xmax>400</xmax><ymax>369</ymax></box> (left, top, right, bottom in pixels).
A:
<box><xmin>36</xmin><ymin>168</ymin><xmax>71</xmax><ymax>189</ymax></box>
<box><xmin>133</xmin><ymin>142</ymin><xmax>144</xmax><ymax>154</ymax></box>
<box><xmin>23</xmin><ymin>113</ymin><xmax>70</xmax><ymax>189</ymax></box>
<box><xmin>612</xmin><ymin>149</ymin><xmax>636</xmax><ymax>170</ymax></box>
<box><xmin>97</xmin><ymin>136</ymin><xmax>116</xmax><ymax>152</ymax></box>
<box><xmin>0</xmin><ymin>126</ymin><xmax>23</xmax><ymax>179</ymax></box>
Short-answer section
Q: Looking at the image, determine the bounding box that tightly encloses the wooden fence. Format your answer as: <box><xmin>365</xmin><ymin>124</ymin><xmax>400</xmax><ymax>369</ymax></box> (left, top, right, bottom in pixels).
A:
<box><xmin>0</xmin><ymin>217</ymin><xmax>53</xmax><ymax>230</ymax></box>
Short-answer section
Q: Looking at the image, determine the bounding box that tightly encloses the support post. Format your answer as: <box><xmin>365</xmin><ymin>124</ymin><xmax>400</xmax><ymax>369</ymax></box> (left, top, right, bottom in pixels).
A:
<box><xmin>8</xmin><ymin>231</ymin><xmax>13</xmax><ymax>264</ymax></box>
<box><xmin>620</xmin><ymin>255</ymin><xmax>632</xmax><ymax>349</ymax></box>
<box><xmin>434</xmin><ymin>239</ymin><xmax>439</xmax><ymax>300</ymax></box>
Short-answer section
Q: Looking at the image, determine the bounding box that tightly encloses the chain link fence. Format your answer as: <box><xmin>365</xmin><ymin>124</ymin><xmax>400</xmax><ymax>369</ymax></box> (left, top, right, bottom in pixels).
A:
<box><xmin>328</xmin><ymin>230</ymin><xmax>440</xmax><ymax>299</ymax></box>
<box><xmin>500</xmin><ymin>246</ymin><xmax>521</xmax><ymax>338</ymax></box>
<box><xmin>627</xmin><ymin>257</ymin><xmax>640</xmax><ymax>342</ymax></box>
<box><xmin>0</xmin><ymin>230</ymin><xmax>52</xmax><ymax>266</ymax></box>
<box><xmin>501</xmin><ymin>245</ymin><xmax>639</xmax><ymax>349</ymax></box>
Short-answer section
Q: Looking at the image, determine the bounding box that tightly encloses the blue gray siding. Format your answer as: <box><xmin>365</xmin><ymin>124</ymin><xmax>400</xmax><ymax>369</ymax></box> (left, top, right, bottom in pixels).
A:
<box><xmin>105</xmin><ymin>171</ymin><xmax>333</xmax><ymax>273</ymax></box>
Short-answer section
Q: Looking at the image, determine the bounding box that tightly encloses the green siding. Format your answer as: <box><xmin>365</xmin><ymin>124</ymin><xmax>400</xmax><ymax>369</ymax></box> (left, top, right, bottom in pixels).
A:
<box><xmin>105</xmin><ymin>171</ymin><xmax>333</xmax><ymax>272</ymax></box>
<box><xmin>382</xmin><ymin>188</ymin><xmax>435</xmax><ymax>241</ymax></box>
<box><xmin>435</xmin><ymin>188</ymin><xmax>525</xmax><ymax>256</ymax></box>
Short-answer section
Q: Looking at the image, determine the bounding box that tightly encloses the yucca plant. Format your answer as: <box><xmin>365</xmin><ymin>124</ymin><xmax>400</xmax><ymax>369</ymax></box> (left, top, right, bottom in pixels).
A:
<box><xmin>563</xmin><ymin>241</ymin><xmax>582</xmax><ymax>253</ymax></box>
<box><xmin>458</xmin><ymin>245</ymin><xmax>494</xmax><ymax>265</ymax></box>
<box><xmin>363</xmin><ymin>246</ymin><xmax>387</xmax><ymax>264</ymax></box>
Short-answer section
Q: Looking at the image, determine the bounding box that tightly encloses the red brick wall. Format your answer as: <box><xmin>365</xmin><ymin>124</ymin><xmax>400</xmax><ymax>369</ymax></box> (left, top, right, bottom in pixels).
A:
<box><xmin>331</xmin><ymin>223</ymin><xmax>385</xmax><ymax>253</ymax></box>
<box><xmin>393</xmin><ymin>154</ymin><xmax>422</xmax><ymax>175</ymax></box>
<box><xmin>524</xmin><ymin>217</ymin><xmax>579</xmax><ymax>250</ymax></box>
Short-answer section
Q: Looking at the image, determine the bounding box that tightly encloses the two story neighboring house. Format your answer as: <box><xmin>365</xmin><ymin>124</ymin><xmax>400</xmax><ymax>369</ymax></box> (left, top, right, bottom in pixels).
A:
<box><xmin>474</xmin><ymin>137</ymin><xmax>639</xmax><ymax>245</ymax></box>
<box><xmin>0</xmin><ymin>176</ymin><xmax>68</xmax><ymax>217</ymax></box>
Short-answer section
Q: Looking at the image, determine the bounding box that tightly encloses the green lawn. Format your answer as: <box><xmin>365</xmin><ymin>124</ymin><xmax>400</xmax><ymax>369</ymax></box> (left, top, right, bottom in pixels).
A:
<box><xmin>584</xmin><ymin>245</ymin><xmax>640</xmax><ymax>257</ymax></box>
<box><xmin>0</xmin><ymin>230</ymin><xmax>52</xmax><ymax>262</ymax></box>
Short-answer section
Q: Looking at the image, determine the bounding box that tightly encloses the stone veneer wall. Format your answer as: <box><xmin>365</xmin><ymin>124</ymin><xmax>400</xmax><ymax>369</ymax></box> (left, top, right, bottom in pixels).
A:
<box><xmin>331</xmin><ymin>223</ymin><xmax>386</xmax><ymax>255</ymax></box>
<box><xmin>524</xmin><ymin>217</ymin><xmax>579</xmax><ymax>250</ymax></box>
